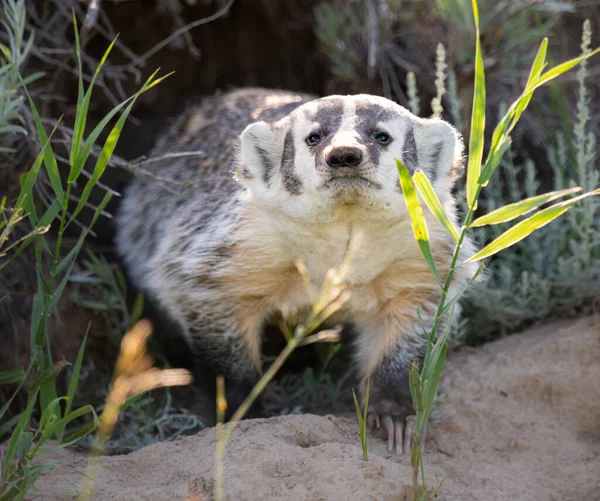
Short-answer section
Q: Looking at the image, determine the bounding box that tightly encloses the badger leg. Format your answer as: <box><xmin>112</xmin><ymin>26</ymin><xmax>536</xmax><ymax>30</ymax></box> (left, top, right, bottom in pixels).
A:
<box><xmin>354</xmin><ymin>315</ymin><xmax>430</xmax><ymax>455</ymax></box>
<box><xmin>186</xmin><ymin>307</ymin><xmax>264</xmax><ymax>420</ymax></box>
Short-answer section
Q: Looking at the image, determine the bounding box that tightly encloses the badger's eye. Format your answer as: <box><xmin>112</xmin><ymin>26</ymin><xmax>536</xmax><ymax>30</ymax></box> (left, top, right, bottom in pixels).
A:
<box><xmin>374</xmin><ymin>132</ymin><xmax>391</xmax><ymax>145</ymax></box>
<box><xmin>306</xmin><ymin>133</ymin><xmax>322</xmax><ymax>146</ymax></box>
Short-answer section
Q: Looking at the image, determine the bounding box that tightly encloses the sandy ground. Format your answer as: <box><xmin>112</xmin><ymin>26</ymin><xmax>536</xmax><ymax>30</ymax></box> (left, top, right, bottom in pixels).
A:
<box><xmin>34</xmin><ymin>316</ymin><xmax>600</xmax><ymax>500</ymax></box>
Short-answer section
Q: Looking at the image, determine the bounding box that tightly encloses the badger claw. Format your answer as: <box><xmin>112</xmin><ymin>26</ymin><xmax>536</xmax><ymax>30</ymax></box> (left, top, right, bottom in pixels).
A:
<box><xmin>367</xmin><ymin>409</ymin><xmax>426</xmax><ymax>455</ymax></box>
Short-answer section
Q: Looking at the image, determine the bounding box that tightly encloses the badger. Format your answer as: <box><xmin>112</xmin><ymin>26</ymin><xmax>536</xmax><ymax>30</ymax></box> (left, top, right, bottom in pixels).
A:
<box><xmin>115</xmin><ymin>88</ymin><xmax>478</xmax><ymax>455</ymax></box>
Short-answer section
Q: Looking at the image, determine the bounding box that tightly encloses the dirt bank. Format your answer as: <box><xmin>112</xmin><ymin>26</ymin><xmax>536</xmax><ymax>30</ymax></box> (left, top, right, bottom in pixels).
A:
<box><xmin>34</xmin><ymin>316</ymin><xmax>600</xmax><ymax>500</ymax></box>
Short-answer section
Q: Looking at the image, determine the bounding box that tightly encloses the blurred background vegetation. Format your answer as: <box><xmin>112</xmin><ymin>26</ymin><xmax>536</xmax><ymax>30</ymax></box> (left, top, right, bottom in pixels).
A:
<box><xmin>1</xmin><ymin>0</ymin><xmax>598</xmax><ymax>451</ymax></box>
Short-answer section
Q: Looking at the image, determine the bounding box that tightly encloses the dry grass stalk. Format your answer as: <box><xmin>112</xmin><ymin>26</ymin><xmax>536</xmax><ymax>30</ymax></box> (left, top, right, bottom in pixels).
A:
<box><xmin>78</xmin><ymin>319</ymin><xmax>193</xmax><ymax>500</ymax></box>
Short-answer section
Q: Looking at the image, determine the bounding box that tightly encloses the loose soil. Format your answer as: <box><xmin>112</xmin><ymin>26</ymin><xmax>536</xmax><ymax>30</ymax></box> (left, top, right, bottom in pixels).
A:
<box><xmin>34</xmin><ymin>316</ymin><xmax>600</xmax><ymax>500</ymax></box>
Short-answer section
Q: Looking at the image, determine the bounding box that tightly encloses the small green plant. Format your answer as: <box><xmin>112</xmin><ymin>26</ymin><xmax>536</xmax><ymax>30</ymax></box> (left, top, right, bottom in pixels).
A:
<box><xmin>462</xmin><ymin>19</ymin><xmax>600</xmax><ymax>340</ymax></box>
<box><xmin>352</xmin><ymin>375</ymin><xmax>370</xmax><ymax>461</ymax></box>
<box><xmin>0</xmin><ymin>12</ymin><xmax>169</xmax><ymax>499</ymax></box>
<box><xmin>398</xmin><ymin>1</ymin><xmax>599</xmax><ymax>499</ymax></box>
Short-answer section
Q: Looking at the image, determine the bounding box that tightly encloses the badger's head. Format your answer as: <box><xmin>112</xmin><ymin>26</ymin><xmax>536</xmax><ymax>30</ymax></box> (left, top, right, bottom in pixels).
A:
<box><xmin>237</xmin><ymin>94</ymin><xmax>463</xmax><ymax>222</ymax></box>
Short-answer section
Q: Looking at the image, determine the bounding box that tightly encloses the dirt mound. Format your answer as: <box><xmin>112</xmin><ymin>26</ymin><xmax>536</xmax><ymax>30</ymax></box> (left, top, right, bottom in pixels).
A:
<box><xmin>34</xmin><ymin>316</ymin><xmax>600</xmax><ymax>500</ymax></box>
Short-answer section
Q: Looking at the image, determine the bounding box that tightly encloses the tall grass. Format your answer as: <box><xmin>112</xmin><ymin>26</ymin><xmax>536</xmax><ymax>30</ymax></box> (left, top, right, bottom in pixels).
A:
<box><xmin>400</xmin><ymin>1</ymin><xmax>599</xmax><ymax>498</ymax></box>
<box><xmin>461</xmin><ymin>19</ymin><xmax>600</xmax><ymax>340</ymax></box>
<box><xmin>0</xmin><ymin>12</ymin><xmax>168</xmax><ymax>499</ymax></box>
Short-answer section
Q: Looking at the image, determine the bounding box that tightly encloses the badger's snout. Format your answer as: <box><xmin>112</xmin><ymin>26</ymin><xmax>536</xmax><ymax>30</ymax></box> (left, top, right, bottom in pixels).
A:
<box><xmin>325</xmin><ymin>146</ymin><xmax>364</xmax><ymax>168</ymax></box>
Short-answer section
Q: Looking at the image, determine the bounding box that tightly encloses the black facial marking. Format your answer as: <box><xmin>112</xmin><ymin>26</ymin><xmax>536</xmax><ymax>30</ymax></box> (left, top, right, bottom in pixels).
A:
<box><xmin>402</xmin><ymin>127</ymin><xmax>418</xmax><ymax>172</ymax></box>
<box><xmin>354</xmin><ymin>100</ymin><xmax>397</xmax><ymax>125</ymax></box>
<box><xmin>305</xmin><ymin>98</ymin><xmax>345</xmax><ymax>166</ymax></box>
<box><xmin>310</xmin><ymin>98</ymin><xmax>345</xmax><ymax>132</ymax></box>
<box><xmin>281</xmin><ymin>130</ymin><xmax>303</xmax><ymax>195</ymax></box>
<box><xmin>429</xmin><ymin>141</ymin><xmax>443</xmax><ymax>182</ymax></box>
<box><xmin>354</xmin><ymin>100</ymin><xmax>399</xmax><ymax>166</ymax></box>
<box><xmin>255</xmin><ymin>145</ymin><xmax>275</xmax><ymax>184</ymax></box>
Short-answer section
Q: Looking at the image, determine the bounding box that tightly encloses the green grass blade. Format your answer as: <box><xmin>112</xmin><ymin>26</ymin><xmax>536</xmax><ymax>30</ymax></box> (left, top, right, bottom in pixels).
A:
<box><xmin>363</xmin><ymin>375</ymin><xmax>370</xmax><ymax>427</ymax></box>
<box><xmin>352</xmin><ymin>388</ymin><xmax>367</xmax><ymax>461</ymax></box>
<box><xmin>0</xmin><ymin>368</ymin><xmax>25</xmax><ymax>384</ymax></box>
<box><xmin>535</xmin><ymin>47</ymin><xmax>600</xmax><ymax>91</ymax></box>
<box><xmin>418</xmin><ymin>343</ymin><xmax>446</xmax><ymax>433</ymax></box>
<box><xmin>0</xmin><ymin>414</ymin><xmax>21</xmax><ymax>441</ymax></box>
<box><xmin>40</xmin><ymin>405</ymin><xmax>98</xmax><ymax>449</ymax></box>
<box><xmin>39</xmin><ymin>379</ymin><xmax>61</xmax><ymax>428</ymax></box>
<box><xmin>15</xmin><ymin>123</ymin><xmax>60</xmax><ymax>211</ymax></box>
<box><xmin>68</xmin><ymin>72</ymin><xmax>170</xmax><ymax>223</ymax></box>
<box><xmin>47</xmin><ymin>261</ymin><xmax>76</xmax><ymax>315</ymax></box>
<box><xmin>482</xmin><ymin>45</ymin><xmax>600</xmax><ymax>185</ymax></box>
<box><xmin>71</xmin><ymin>68</ymin><xmax>169</xmax><ymax>182</ymax></box>
<box><xmin>465</xmin><ymin>0</ymin><xmax>485</xmax><ymax>209</ymax></box>
<box><xmin>478</xmin><ymin>138</ymin><xmax>511</xmax><ymax>186</ymax></box>
<box><xmin>413</xmin><ymin>170</ymin><xmax>459</xmax><ymax>243</ymax></box>
<box><xmin>409</xmin><ymin>362</ymin><xmax>422</xmax><ymax>415</ymax></box>
<box><xmin>352</xmin><ymin>389</ymin><xmax>364</xmax><ymax>428</ymax></box>
<box><xmin>40</xmin><ymin>418</ymin><xmax>97</xmax><ymax>454</ymax></box>
<box><xmin>0</xmin><ymin>364</ymin><xmax>31</xmax><ymax>425</ymax></box>
<box><xmin>397</xmin><ymin>159</ymin><xmax>441</xmax><ymax>283</ymax></box>
<box><xmin>511</xmin><ymin>38</ymin><xmax>548</xmax><ymax>130</ymax></box>
<box><xmin>69</xmin><ymin>13</ymin><xmax>117</xmax><ymax>171</ymax></box>
<box><xmin>3</xmin><ymin>387</ymin><xmax>37</xmax><ymax>479</ymax></box>
<box><xmin>465</xmin><ymin>189</ymin><xmax>600</xmax><ymax>263</ymax></box>
<box><xmin>469</xmin><ymin>186</ymin><xmax>582</xmax><ymax>227</ymax></box>
<box><xmin>70</xmin><ymin>12</ymin><xmax>85</xmax><ymax>166</ymax></box>
<box><xmin>29</xmin><ymin>294</ymin><xmax>44</xmax><ymax>357</ymax></box>
<box><xmin>59</xmin><ymin>326</ymin><xmax>89</xmax><ymax>441</ymax></box>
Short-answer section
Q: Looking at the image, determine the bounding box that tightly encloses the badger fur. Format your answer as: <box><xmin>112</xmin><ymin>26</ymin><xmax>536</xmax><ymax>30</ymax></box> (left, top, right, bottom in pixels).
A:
<box><xmin>115</xmin><ymin>88</ymin><xmax>478</xmax><ymax>455</ymax></box>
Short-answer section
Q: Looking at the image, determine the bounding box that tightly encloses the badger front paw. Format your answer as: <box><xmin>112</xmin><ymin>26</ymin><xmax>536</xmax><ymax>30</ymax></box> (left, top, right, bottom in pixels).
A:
<box><xmin>366</xmin><ymin>398</ymin><xmax>425</xmax><ymax>455</ymax></box>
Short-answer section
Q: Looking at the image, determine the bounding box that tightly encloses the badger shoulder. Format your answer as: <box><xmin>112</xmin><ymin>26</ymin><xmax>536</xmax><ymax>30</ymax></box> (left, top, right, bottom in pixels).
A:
<box><xmin>115</xmin><ymin>88</ymin><xmax>317</xmax><ymax>286</ymax></box>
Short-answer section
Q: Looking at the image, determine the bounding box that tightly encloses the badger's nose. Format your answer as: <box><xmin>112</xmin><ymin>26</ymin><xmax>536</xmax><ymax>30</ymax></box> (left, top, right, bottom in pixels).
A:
<box><xmin>326</xmin><ymin>147</ymin><xmax>364</xmax><ymax>168</ymax></box>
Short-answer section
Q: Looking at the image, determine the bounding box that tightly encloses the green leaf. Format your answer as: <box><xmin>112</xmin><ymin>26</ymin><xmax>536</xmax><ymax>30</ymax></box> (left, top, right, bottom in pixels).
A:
<box><xmin>39</xmin><ymin>418</ymin><xmax>97</xmax><ymax>454</ymax></box>
<box><xmin>0</xmin><ymin>367</ymin><xmax>25</xmax><ymax>384</ymax></box>
<box><xmin>0</xmin><ymin>414</ymin><xmax>22</xmax><ymax>441</ymax></box>
<box><xmin>29</xmin><ymin>294</ymin><xmax>44</xmax><ymax>357</ymax></box>
<box><xmin>48</xmin><ymin>261</ymin><xmax>76</xmax><ymax>315</ymax></box>
<box><xmin>465</xmin><ymin>0</ymin><xmax>486</xmax><ymax>209</ymax></box>
<box><xmin>70</xmin><ymin>68</ymin><xmax>170</xmax><ymax>186</ymax></box>
<box><xmin>465</xmin><ymin>189</ymin><xmax>600</xmax><ymax>263</ymax></box>
<box><xmin>69</xmin><ymin>13</ymin><xmax>117</xmax><ymax>172</ymax></box>
<box><xmin>37</xmin><ymin>405</ymin><xmax>97</xmax><ymax>452</ymax></box>
<box><xmin>39</xmin><ymin>379</ymin><xmax>61</xmax><ymax>429</ymax></box>
<box><xmin>3</xmin><ymin>386</ymin><xmax>37</xmax><ymax>479</ymax></box>
<box><xmin>417</xmin><ymin>344</ymin><xmax>446</xmax><ymax>435</ymax></box>
<box><xmin>470</xmin><ymin>186</ymin><xmax>582</xmax><ymax>227</ymax></box>
<box><xmin>409</xmin><ymin>362</ymin><xmax>422</xmax><ymax>415</ymax></box>
<box><xmin>68</xmin><ymin>70</ymin><xmax>170</xmax><ymax>225</ymax></box>
<box><xmin>413</xmin><ymin>170</ymin><xmax>459</xmax><ymax>243</ymax></box>
<box><xmin>130</xmin><ymin>293</ymin><xmax>145</xmax><ymax>324</ymax></box>
<box><xmin>352</xmin><ymin>389</ymin><xmax>364</xmax><ymax>428</ymax></box>
<box><xmin>483</xmin><ymin>45</ymin><xmax>600</xmax><ymax>184</ymax></box>
<box><xmin>478</xmin><ymin>138</ymin><xmax>511</xmax><ymax>186</ymax></box>
<box><xmin>59</xmin><ymin>327</ymin><xmax>89</xmax><ymax>441</ymax></box>
<box><xmin>511</xmin><ymin>38</ymin><xmax>548</xmax><ymax>132</ymax></box>
<box><xmin>397</xmin><ymin>159</ymin><xmax>441</xmax><ymax>283</ymax></box>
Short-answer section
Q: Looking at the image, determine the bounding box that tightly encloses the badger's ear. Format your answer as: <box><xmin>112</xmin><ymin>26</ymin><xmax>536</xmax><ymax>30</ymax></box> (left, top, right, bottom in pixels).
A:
<box><xmin>410</xmin><ymin>119</ymin><xmax>464</xmax><ymax>185</ymax></box>
<box><xmin>238</xmin><ymin>121</ymin><xmax>285</xmax><ymax>187</ymax></box>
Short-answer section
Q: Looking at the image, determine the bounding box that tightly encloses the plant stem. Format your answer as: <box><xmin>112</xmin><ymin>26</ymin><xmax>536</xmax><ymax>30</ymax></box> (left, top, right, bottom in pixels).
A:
<box><xmin>214</xmin><ymin>326</ymin><xmax>307</xmax><ymax>500</ymax></box>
